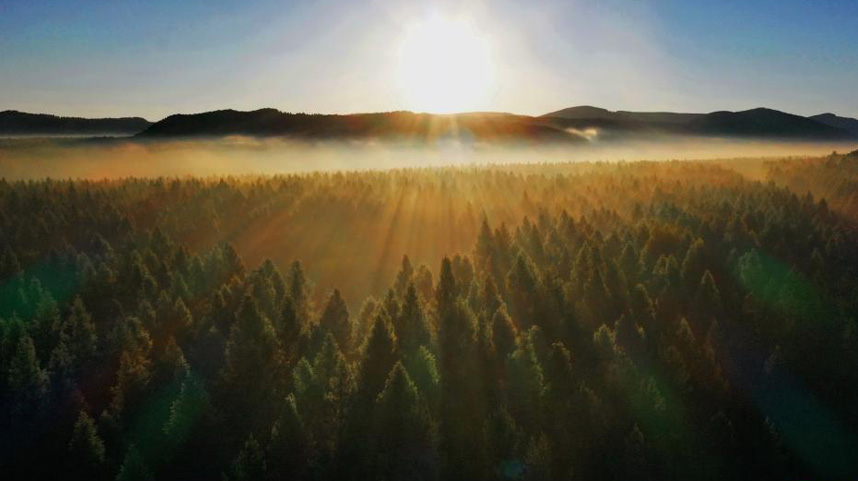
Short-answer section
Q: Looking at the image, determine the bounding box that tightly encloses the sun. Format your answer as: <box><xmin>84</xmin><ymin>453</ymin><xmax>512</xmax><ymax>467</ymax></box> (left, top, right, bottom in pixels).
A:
<box><xmin>395</xmin><ymin>16</ymin><xmax>496</xmax><ymax>114</ymax></box>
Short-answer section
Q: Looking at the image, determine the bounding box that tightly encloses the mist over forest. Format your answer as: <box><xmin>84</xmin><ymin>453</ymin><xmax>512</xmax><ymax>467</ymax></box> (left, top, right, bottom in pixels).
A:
<box><xmin>0</xmin><ymin>136</ymin><xmax>854</xmax><ymax>180</ymax></box>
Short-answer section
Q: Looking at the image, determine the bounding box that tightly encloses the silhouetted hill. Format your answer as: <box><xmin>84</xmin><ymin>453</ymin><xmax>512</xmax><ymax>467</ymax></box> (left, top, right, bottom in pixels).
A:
<box><xmin>0</xmin><ymin>110</ymin><xmax>151</xmax><ymax>136</ymax></box>
<box><xmin>542</xmin><ymin>106</ymin><xmax>699</xmax><ymax>125</ymax></box>
<box><xmin>811</xmin><ymin>113</ymin><xmax>858</xmax><ymax>137</ymax></box>
<box><xmin>689</xmin><ymin>108</ymin><xmax>848</xmax><ymax>139</ymax></box>
<box><xmin>542</xmin><ymin>106</ymin><xmax>855</xmax><ymax>140</ymax></box>
<box><xmin>138</xmin><ymin>109</ymin><xmax>582</xmax><ymax>143</ymax></box>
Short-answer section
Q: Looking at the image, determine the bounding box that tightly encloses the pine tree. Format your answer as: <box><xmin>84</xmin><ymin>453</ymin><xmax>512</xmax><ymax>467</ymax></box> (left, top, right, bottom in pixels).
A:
<box><xmin>383</xmin><ymin>288</ymin><xmax>401</xmax><ymax>331</ymax></box>
<box><xmin>681</xmin><ymin>238</ymin><xmax>707</xmax><ymax>292</ymax></box>
<box><xmin>492</xmin><ymin>306</ymin><xmax>518</xmax><ymax>362</ymax></box>
<box><xmin>153</xmin><ymin>336</ymin><xmax>189</xmax><ymax>386</ymax></box>
<box><xmin>229</xmin><ymin>435</ymin><xmax>266</xmax><ymax>481</ymax></box>
<box><xmin>615</xmin><ymin>313</ymin><xmax>641</xmax><ymax>355</ymax></box>
<box><xmin>405</xmin><ymin>345</ymin><xmax>440</xmax><ymax>412</ymax></box>
<box><xmin>31</xmin><ymin>287</ymin><xmax>60</xmax><ymax>361</ymax></box>
<box><xmin>507</xmin><ymin>253</ymin><xmax>542</xmax><ymax>328</ymax></box>
<box><xmin>485</xmin><ymin>407</ymin><xmax>520</xmax><ymax>479</ymax></box>
<box><xmin>507</xmin><ymin>334</ymin><xmax>545</xmax><ymax>435</ymax></box>
<box><xmin>220</xmin><ymin>242</ymin><xmax>246</xmax><ymax>281</ymax></box>
<box><xmin>8</xmin><ymin>334</ymin><xmax>48</xmax><ymax>417</ymax></box>
<box><xmin>621</xmin><ymin>425</ymin><xmax>651</xmax><ymax>481</ymax></box>
<box><xmin>287</xmin><ymin>260</ymin><xmax>312</xmax><ymax>323</ymax></box>
<box><xmin>277</xmin><ymin>296</ymin><xmax>301</xmax><ymax>355</ymax></box>
<box><xmin>544</xmin><ymin>342</ymin><xmax>574</xmax><ymax>403</ymax></box>
<box><xmin>398</xmin><ymin>283</ymin><xmax>431</xmax><ymax>355</ymax></box>
<box><xmin>437</xmin><ymin>287</ymin><xmax>486</xmax><ymax>480</ymax></box>
<box><xmin>164</xmin><ymin>373</ymin><xmax>209</xmax><ymax>448</ymax></box>
<box><xmin>115</xmin><ymin>445</ymin><xmax>154</xmax><ymax>481</ymax></box>
<box><xmin>474</xmin><ymin>217</ymin><xmax>495</xmax><ymax>276</ymax></box>
<box><xmin>249</xmin><ymin>264</ymin><xmax>279</xmax><ymax>320</ymax></box>
<box><xmin>619</xmin><ymin>242</ymin><xmax>642</xmax><ymax>282</ymax></box>
<box><xmin>312</xmin><ymin>333</ymin><xmax>353</xmax><ymax>458</ymax></box>
<box><xmin>291</xmin><ymin>357</ymin><xmax>323</xmax><ymax>438</ymax></box>
<box><xmin>435</xmin><ymin>257</ymin><xmax>458</xmax><ymax>314</ymax></box>
<box><xmin>523</xmin><ymin>433</ymin><xmax>552</xmax><ymax>481</ymax></box>
<box><xmin>341</xmin><ymin>311</ymin><xmax>398</xmax><ymax>480</ymax></box>
<box><xmin>267</xmin><ymin>394</ymin><xmax>309</xmax><ymax>480</ymax></box>
<box><xmin>319</xmin><ymin>289</ymin><xmax>351</xmax><ymax>352</ymax></box>
<box><xmin>67</xmin><ymin>411</ymin><xmax>105</xmax><ymax>480</ymax></box>
<box><xmin>357</xmin><ymin>312</ymin><xmax>398</xmax><ymax>404</ymax></box>
<box><xmin>222</xmin><ymin>295</ymin><xmax>281</xmax><ymax>435</ymax></box>
<box><xmin>394</xmin><ymin>255</ymin><xmax>415</xmax><ymax>296</ymax></box>
<box><xmin>374</xmin><ymin>362</ymin><xmax>437</xmax><ymax>481</ymax></box>
<box><xmin>480</xmin><ymin>275</ymin><xmax>503</xmax><ymax>321</ymax></box>
<box><xmin>543</xmin><ymin>342</ymin><xmax>578</xmax><ymax>479</ymax></box>
<box><xmin>695</xmin><ymin>269</ymin><xmax>724</xmax><ymax>325</ymax></box>
<box><xmin>63</xmin><ymin>296</ymin><xmax>97</xmax><ymax>365</ymax></box>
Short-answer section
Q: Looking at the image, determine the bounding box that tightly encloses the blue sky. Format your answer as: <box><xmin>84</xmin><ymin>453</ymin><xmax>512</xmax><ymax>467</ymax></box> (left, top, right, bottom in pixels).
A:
<box><xmin>1</xmin><ymin>0</ymin><xmax>856</xmax><ymax>120</ymax></box>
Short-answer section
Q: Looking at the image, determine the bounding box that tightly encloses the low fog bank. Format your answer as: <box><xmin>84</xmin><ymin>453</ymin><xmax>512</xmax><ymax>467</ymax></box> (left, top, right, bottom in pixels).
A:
<box><xmin>0</xmin><ymin>136</ymin><xmax>855</xmax><ymax>180</ymax></box>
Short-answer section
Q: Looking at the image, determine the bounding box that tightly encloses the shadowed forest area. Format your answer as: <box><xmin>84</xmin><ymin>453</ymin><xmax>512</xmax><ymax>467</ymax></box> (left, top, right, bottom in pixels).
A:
<box><xmin>2</xmin><ymin>154</ymin><xmax>858</xmax><ymax>480</ymax></box>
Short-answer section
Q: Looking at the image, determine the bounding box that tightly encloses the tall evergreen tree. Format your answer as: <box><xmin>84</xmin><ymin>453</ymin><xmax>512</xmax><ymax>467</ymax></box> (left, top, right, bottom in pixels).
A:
<box><xmin>67</xmin><ymin>411</ymin><xmax>105</xmax><ymax>481</ymax></box>
<box><xmin>287</xmin><ymin>261</ymin><xmax>312</xmax><ymax>323</ymax></box>
<box><xmin>222</xmin><ymin>295</ymin><xmax>281</xmax><ymax>435</ymax></box>
<box><xmin>436</xmin><ymin>262</ymin><xmax>486</xmax><ymax>480</ymax></box>
<box><xmin>398</xmin><ymin>283</ymin><xmax>431</xmax><ymax>355</ymax></box>
<box><xmin>267</xmin><ymin>394</ymin><xmax>309</xmax><ymax>481</ymax></box>
<box><xmin>394</xmin><ymin>255</ymin><xmax>415</xmax><ymax>297</ymax></box>
<box><xmin>63</xmin><ymin>296</ymin><xmax>97</xmax><ymax>365</ymax></box>
<box><xmin>319</xmin><ymin>289</ymin><xmax>351</xmax><ymax>352</ymax></box>
<box><xmin>7</xmin><ymin>334</ymin><xmax>48</xmax><ymax>417</ymax></box>
<box><xmin>374</xmin><ymin>362</ymin><xmax>437</xmax><ymax>481</ymax></box>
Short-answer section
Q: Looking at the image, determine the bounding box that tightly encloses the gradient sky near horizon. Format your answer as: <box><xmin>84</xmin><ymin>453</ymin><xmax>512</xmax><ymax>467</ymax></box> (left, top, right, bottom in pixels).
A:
<box><xmin>1</xmin><ymin>0</ymin><xmax>857</xmax><ymax>120</ymax></box>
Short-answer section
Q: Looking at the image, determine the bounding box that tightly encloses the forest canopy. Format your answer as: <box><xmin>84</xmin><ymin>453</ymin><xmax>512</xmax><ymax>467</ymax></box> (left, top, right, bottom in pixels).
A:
<box><xmin>2</xmin><ymin>155</ymin><xmax>858</xmax><ymax>480</ymax></box>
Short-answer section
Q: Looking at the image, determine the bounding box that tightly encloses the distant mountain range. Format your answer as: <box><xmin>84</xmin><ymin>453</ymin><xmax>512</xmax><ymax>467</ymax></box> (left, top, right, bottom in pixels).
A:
<box><xmin>2</xmin><ymin>106</ymin><xmax>857</xmax><ymax>142</ymax></box>
<box><xmin>541</xmin><ymin>106</ymin><xmax>856</xmax><ymax>140</ymax></box>
<box><xmin>137</xmin><ymin>109</ymin><xmax>574</xmax><ymax>143</ymax></box>
<box><xmin>0</xmin><ymin>110</ymin><xmax>151</xmax><ymax>136</ymax></box>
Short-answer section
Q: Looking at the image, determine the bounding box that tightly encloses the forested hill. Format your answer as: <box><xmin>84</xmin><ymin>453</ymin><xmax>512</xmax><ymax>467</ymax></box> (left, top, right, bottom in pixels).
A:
<box><xmin>0</xmin><ymin>111</ymin><xmax>151</xmax><ymax>136</ymax></box>
<box><xmin>2</xmin><ymin>156</ymin><xmax>858</xmax><ymax>480</ymax></box>
<box><xmin>542</xmin><ymin>106</ymin><xmax>858</xmax><ymax>140</ymax></box>
<box><xmin>137</xmin><ymin>109</ymin><xmax>581</xmax><ymax>143</ymax></box>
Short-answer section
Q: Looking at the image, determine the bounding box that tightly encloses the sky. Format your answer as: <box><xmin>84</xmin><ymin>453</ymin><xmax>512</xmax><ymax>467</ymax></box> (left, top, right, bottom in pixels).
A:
<box><xmin>1</xmin><ymin>0</ymin><xmax>857</xmax><ymax>120</ymax></box>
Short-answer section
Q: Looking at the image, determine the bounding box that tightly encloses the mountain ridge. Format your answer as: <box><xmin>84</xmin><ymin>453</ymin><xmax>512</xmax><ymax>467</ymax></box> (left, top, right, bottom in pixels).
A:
<box><xmin>4</xmin><ymin>106</ymin><xmax>857</xmax><ymax>142</ymax></box>
<box><xmin>137</xmin><ymin>109</ymin><xmax>582</xmax><ymax>143</ymax></box>
<box><xmin>0</xmin><ymin>110</ymin><xmax>151</xmax><ymax>136</ymax></box>
<box><xmin>542</xmin><ymin>106</ymin><xmax>857</xmax><ymax>140</ymax></box>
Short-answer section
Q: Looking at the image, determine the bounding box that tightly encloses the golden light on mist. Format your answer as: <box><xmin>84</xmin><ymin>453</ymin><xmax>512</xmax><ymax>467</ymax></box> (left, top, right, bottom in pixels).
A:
<box><xmin>395</xmin><ymin>16</ymin><xmax>496</xmax><ymax>114</ymax></box>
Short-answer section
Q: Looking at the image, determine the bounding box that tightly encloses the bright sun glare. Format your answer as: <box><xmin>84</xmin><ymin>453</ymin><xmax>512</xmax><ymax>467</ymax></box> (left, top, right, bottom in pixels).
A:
<box><xmin>396</xmin><ymin>16</ymin><xmax>496</xmax><ymax>114</ymax></box>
